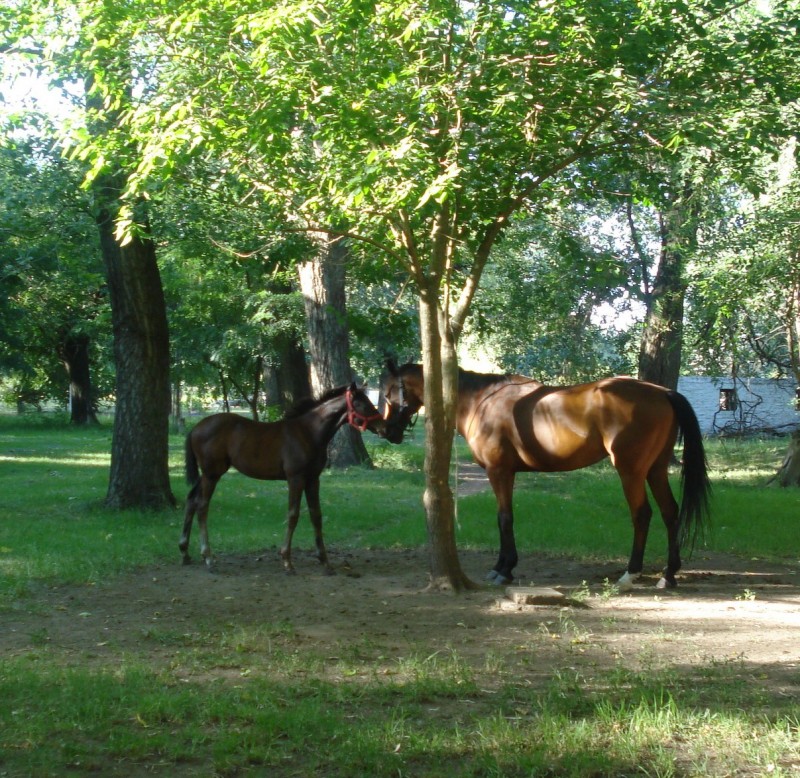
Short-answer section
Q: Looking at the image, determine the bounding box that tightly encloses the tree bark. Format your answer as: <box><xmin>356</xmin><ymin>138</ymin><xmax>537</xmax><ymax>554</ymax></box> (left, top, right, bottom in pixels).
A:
<box><xmin>263</xmin><ymin>335</ymin><xmax>311</xmax><ymax>412</ymax></box>
<box><xmin>418</xmin><ymin>279</ymin><xmax>476</xmax><ymax>592</ymax></box>
<box><xmin>771</xmin><ymin>430</ymin><xmax>800</xmax><ymax>487</ymax></box>
<box><xmin>60</xmin><ymin>332</ymin><xmax>99</xmax><ymax>425</ymax></box>
<box><xmin>298</xmin><ymin>235</ymin><xmax>370</xmax><ymax>467</ymax></box>
<box><xmin>638</xmin><ymin>184</ymin><xmax>697</xmax><ymax>390</ymax></box>
<box><xmin>96</xmin><ymin>188</ymin><xmax>175</xmax><ymax>510</ymax></box>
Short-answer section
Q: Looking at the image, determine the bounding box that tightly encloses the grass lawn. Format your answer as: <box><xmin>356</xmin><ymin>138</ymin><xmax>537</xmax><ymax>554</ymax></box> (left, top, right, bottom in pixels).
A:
<box><xmin>1</xmin><ymin>413</ymin><xmax>798</xmax><ymax>777</ymax></box>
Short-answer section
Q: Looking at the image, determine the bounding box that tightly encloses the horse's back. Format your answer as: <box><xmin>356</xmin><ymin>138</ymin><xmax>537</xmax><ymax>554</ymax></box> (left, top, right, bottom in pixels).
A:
<box><xmin>467</xmin><ymin>376</ymin><xmax>678</xmax><ymax>473</ymax></box>
<box><xmin>189</xmin><ymin>413</ymin><xmax>288</xmax><ymax>480</ymax></box>
<box><xmin>531</xmin><ymin>377</ymin><xmax>678</xmax><ymax>470</ymax></box>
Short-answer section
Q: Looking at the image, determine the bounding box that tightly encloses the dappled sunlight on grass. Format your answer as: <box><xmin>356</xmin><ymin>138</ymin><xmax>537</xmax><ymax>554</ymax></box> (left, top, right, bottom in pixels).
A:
<box><xmin>0</xmin><ymin>453</ymin><xmax>110</xmax><ymax>467</ymax></box>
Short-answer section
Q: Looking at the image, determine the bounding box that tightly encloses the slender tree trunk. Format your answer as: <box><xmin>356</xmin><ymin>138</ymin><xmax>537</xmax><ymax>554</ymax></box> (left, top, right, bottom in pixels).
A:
<box><xmin>418</xmin><ymin>280</ymin><xmax>476</xmax><ymax>592</ymax></box>
<box><xmin>96</xmin><ymin>190</ymin><xmax>175</xmax><ymax>510</ymax></box>
<box><xmin>772</xmin><ymin>258</ymin><xmax>800</xmax><ymax>485</ymax></box>
<box><xmin>61</xmin><ymin>332</ymin><xmax>99</xmax><ymax>425</ymax></box>
<box><xmin>771</xmin><ymin>430</ymin><xmax>800</xmax><ymax>486</ymax></box>
<box><xmin>638</xmin><ymin>185</ymin><xmax>697</xmax><ymax>390</ymax></box>
<box><xmin>298</xmin><ymin>235</ymin><xmax>370</xmax><ymax>467</ymax></box>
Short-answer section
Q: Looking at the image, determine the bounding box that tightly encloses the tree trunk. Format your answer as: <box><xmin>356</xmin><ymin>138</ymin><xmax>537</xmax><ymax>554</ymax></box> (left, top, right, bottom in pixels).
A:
<box><xmin>61</xmin><ymin>332</ymin><xmax>99</xmax><ymax>425</ymax></box>
<box><xmin>638</xmin><ymin>192</ymin><xmax>697</xmax><ymax>389</ymax></box>
<box><xmin>96</xmin><ymin>190</ymin><xmax>175</xmax><ymax>510</ymax></box>
<box><xmin>418</xmin><ymin>280</ymin><xmax>476</xmax><ymax>592</ymax></box>
<box><xmin>298</xmin><ymin>235</ymin><xmax>371</xmax><ymax>467</ymax></box>
<box><xmin>264</xmin><ymin>335</ymin><xmax>311</xmax><ymax>412</ymax></box>
<box><xmin>771</xmin><ymin>430</ymin><xmax>800</xmax><ymax>487</ymax></box>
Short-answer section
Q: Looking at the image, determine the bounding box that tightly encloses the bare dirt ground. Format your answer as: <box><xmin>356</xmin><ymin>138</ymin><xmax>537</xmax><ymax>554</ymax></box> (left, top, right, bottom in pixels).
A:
<box><xmin>2</xmin><ymin>464</ymin><xmax>799</xmax><ymax>712</ymax></box>
<box><xmin>4</xmin><ymin>537</ymin><xmax>799</xmax><ymax>711</ymax></box>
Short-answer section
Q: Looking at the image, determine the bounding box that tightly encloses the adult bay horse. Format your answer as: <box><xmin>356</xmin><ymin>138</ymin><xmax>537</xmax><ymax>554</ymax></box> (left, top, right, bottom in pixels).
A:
<box><xmin>380</xmin><ymin>361</ymin><xmax>711</xmax><ymax>589</ymax></box>
<box><xmin>180</xmin><ymin>382</ymin><xmax>385</xmax><ymax>574</ymax></box>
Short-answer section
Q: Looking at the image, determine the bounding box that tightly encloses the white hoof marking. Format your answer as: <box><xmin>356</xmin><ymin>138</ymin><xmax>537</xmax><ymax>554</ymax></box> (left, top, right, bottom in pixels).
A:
<box><xmin>617</xmin><ymin>571</ymin><xmax>640</xmax><ymax>591</ymax></box>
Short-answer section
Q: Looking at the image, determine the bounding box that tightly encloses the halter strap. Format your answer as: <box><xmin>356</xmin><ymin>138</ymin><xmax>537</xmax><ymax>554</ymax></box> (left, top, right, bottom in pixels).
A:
<box><xmin>346</xmin><ymin>387</ymin><xmax>382</xmax><ymax>432</ymax></box>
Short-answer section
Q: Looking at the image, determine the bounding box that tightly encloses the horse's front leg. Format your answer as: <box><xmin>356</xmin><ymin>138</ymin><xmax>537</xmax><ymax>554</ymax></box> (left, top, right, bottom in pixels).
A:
<box><xmin>305</xmin><ymin>476</ymin><xmax>334</xmax><ymax>575</ymax></box>
<box><xmin>487</xmin><ymin>467</ymin><xmax>517</xmax><ymax>585</ymax></box>
<box><xmin>280</xmin><ymin>476</ymin><xmax>304</xmax><ymax>575</ymax></box>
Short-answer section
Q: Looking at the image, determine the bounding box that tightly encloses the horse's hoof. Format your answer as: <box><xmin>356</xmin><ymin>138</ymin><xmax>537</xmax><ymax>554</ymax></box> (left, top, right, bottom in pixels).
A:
<box><xmin>284</xmin><ymin>568</ymin><xmax>297</xmax><ymax>576</ymax></box>
<box><xmin>487</xmin><ymin>570</ymin><xmax>512</xmax><ymax>585</ymax></box>
<box><xmin>324</xmin><ymin>567</ymin><xmax>336</xmax><ymax>576</ymax></box>
<box><xmin>617</xmin><ymin>571</ymin><xmax>640</xmax><ymax>591</ymax></box>
<box><xmin>656</xmin><ymin>575</ymin><xmax>676</xmax><ymax>589</ymax></box>
<box><xmin>181</xmin><ymin>556</ymin><xmax>192</xmax><ymax>566</ymax></box>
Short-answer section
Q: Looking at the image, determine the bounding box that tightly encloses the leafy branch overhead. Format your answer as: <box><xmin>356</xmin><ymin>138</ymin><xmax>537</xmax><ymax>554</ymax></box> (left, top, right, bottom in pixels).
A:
<box><xmin>9</xmin><ymin>0</ymin><xmax>794</xmax><ymax>321</ymax></box>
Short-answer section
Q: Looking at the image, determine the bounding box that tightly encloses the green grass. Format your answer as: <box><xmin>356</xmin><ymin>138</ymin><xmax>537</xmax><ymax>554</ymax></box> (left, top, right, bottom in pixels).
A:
<box><xmin>1</xmin><ymin>416</ymin><xmax>797</xmax><ymax>594</ymax></box>
<box><xmin>1</xmin><ymin>642</ymin><xmax>797</xmax><ymax>776</ymax></box>
<box><xmin>1</xmin><ymin>414</ymin><xmax>799</xmax><ymax>776</ymax></box>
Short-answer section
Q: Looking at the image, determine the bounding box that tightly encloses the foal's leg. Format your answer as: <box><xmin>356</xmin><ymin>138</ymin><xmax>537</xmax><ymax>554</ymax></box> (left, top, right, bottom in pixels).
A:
<box><xmin>487</xmin><ymin>468</ymin><xmax>517</xmax><ymax>585</ymax></box>
<box><xmin>196</xmin><ymin>477</ymin><xmax>220</xmax><ymax>571</ymax></box>
<box><xmin>179</xmin><ymin>481</ymin><xmax>200</xmax><ymax>565</ymax></box>
<box><xmin>305</xmin><ymin>477</ymin><xmax>334</xmax><ymax>575</ymax></box>
<box><xmin>616</xmin><ymin>468</ymin><xmax>653</xmax><ymax>591</ymax></box>
<box><xmin>647</xmin><ymin>463</ymin><xmax>681</xmax><ymax>588</ymax></box>
<box><xmin>280</xmin><ymin>476</ymin><xmax>305</xmax><ymax>575</ymax></box>
<box><xmin>180</xmin><ymin>477</ymin><xmax>219</xmax><ymax>566</ymax></box>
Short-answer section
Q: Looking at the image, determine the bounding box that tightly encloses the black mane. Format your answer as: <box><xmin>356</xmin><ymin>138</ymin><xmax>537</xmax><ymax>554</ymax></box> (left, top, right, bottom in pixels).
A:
<box><xmin>397</xmin><ymin>362</ymin><xmax>513</xmax><ymax>392</ymax></box>
<box><xmin>284</xmin><ymin>385</ymin><xmax>348</xmax><ymax>419</ymax></box>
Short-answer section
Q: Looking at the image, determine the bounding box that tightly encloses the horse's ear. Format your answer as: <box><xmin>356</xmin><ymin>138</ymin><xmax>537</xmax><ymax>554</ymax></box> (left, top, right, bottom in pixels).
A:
<box><xmin>385</xmin><ymin>358</ymin><xmax>399</xmax><ymax>376</ymax></box>
<box><xmin>349</xmin><ymin>381</ymin><xmax>358</xmax><ymax>392</ymax></box>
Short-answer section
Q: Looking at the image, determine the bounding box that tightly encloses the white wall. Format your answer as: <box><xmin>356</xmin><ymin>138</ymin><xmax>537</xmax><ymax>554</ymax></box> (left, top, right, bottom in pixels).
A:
<box><xmin>677</xmin><ymin>376</ymin><xmax>799</xmax><ymax>436</ymax></box>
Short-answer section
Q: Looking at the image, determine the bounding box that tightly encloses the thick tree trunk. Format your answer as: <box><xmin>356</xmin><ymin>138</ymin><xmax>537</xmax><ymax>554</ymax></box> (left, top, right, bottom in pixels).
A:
<box><xmin>638</xmin><ymin>194</ymin><xmax>696</xmax><ymax>390</ymax></box>
<box><xmin>96</xmin><ymin>191</ymin><xmax>175</xmax><ymax>510</ymax></box>
<box><xmin>418</xmin><ymin>281</ymin><xmax>476</xmax><ymax>592</ymax></box>
<box><xmin>298</xmin><ymin>235</ymin><xmax>370</xmax><ymax>467</ymax></box>
<box><xmin>61</xmin><ymin>332</ymin><xmax>99</xmax><ymax>425</ymax></box>
<box><xmin>263</xmin><ymin>336</ymin><xmax>311</xmax><ymax>412</ymax></box>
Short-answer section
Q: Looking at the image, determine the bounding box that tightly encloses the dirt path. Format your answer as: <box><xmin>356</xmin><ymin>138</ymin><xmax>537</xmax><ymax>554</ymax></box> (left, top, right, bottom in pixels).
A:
<box><xmin>4</xmin><ymin>539</ymin><xmax>799</xmax><ymax>707</ymax></box>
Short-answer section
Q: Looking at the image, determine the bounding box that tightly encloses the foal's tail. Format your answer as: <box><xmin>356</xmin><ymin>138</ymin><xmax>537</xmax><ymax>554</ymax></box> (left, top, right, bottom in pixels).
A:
<box><xmin>185</xmin><ymin>432</ymin><xmax>200</xmax><ymax>489</ymax></box>
<box><xmin>667</xmin><ymin>390</ymin><xmax>712</xmax><ymax>551</ymax></box>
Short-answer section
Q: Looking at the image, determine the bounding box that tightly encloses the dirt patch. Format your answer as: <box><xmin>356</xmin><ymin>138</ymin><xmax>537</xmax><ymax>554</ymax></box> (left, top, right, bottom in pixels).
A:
<box><xmin>4</xmin><ymin>542</ymin><xmax>799</xmax><ymax>704</ymax></box>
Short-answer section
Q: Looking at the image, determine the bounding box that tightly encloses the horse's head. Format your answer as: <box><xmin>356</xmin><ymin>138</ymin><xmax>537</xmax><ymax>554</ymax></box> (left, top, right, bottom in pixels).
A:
<box><xmin>345</xmin><ymin>382</ymin><xmax>387</xmax><ymax>436</ymax></box>
<box><xmin>379</xmin><ymin>360</ymin><xmax>423</xmax><ymax>444</ymax></box>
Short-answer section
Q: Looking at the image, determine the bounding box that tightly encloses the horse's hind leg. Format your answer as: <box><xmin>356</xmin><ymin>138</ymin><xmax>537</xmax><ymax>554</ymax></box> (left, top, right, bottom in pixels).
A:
<box><xmin>280</xmin><ymin>476</ymin><xmax>304</xmax><ymax>575</ymax></box>
<box><xmin>182</xmin><ymin>476</ymin><xmax>220</xmax><ymax>571</ymax></box>
<box><xmin>305</xmin><ymin>477</ymin><xmax>334</xmax><ymax>575</ymax></box>
<box><xmin>648</xmin><ymin>464</ymin><xmax>681</xmax><ymax>588</ymax></box>
<box><xmin>617</xmin><ymin>468</ymin><xmax>653</xmax><ymax>591</ymax></box>
<box><xmin>179</xmin><ymin>482</ymin><xmax>200</xmax><ymax>565</ymax></box>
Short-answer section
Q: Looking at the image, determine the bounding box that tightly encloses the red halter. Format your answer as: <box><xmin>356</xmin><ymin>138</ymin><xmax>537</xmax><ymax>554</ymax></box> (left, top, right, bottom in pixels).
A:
<box><xmin>346</xmin><ymin>387</ymin><xmax>382</xmax><ymax>432</ymax></box>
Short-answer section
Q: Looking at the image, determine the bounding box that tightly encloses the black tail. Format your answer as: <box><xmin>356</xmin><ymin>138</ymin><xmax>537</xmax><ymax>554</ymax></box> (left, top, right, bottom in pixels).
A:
<box><xmin>185</xmin><ymin>432</ymin><xmax>200</xmax><ymax>488</ymax></box>
<box><xmin>667</xmin><ymin>390</ymin><xmax>711</xmax><ymax>550</ymax></box>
